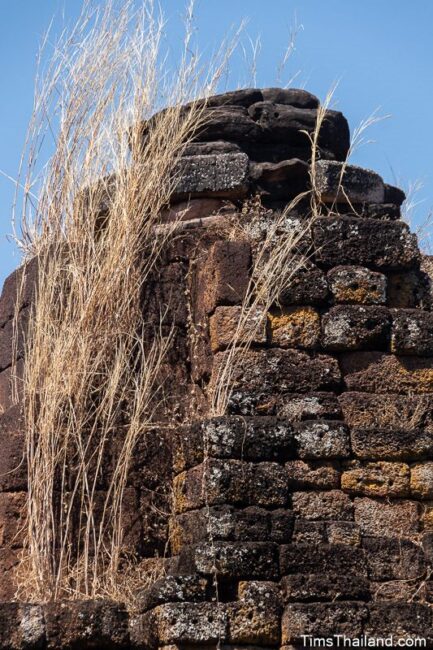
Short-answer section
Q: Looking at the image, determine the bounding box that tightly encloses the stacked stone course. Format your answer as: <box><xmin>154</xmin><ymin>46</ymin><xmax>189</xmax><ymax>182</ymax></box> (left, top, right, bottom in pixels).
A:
<box><xmin>1</xmin><ymin>87</ymin><xmax>433</xmax><ymax>647</ymax></box>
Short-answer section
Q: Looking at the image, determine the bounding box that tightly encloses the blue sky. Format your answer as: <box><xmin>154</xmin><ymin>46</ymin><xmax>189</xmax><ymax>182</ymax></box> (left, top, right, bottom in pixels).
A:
<box><xmin>1</xmin><ymin>0</ymin><xmax>433</xmax><ymax>286</ymax></box>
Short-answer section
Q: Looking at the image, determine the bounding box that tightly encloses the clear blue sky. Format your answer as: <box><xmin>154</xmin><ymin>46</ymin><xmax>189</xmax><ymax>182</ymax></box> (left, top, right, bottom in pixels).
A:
<box><xmin>1</xmin><ymin>0</ymin><xmax>433</xmax><ymax>287</ymax></box>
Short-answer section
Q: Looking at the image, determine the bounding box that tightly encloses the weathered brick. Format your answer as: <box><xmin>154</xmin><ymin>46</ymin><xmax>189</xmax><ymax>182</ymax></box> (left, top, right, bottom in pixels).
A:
<box><xmin>286</xmin><ymin>460</ymin><xmax>340</xmax><ymax>490</ymax></box>
<box><xmin>211</xmin><ymin>348</ymin><xmax>341</xmax><ymax>415</ymax></box>
<box><xmin>322</xmin><ymin>305</ymin><xmax>391</xmax><ymax>351</ymax></box>
<box><xmin>327</xmin><ymin>265</ymin><xmax>387</xmax><ymax>305</ymax></box>
<box><xmin>291</xmin><ymin>490</ymin><xmax>353</xmax><ymax>521</ymax></box>
<box><xmin>268</xmin><ymin>307</ymin><xmax>320</xmax><ymax>349</ymax></box>
<box><xmin>340</xmin><ymin>351</ymin><xmax>433</xmax><ymax>393</ymax></box>
<box><xmin>362</xmin><ymin>537</ymin><xmax>426</xmax><ymax>581</ymax></box>
<box><xmin>279</xmin><ymin>542</ymin><xmax>366</xmax><ymax>576</ymax></box>
<box><xmin>209</xmin><ymin>306</ymin><xmax>267</xmax><ymax>351</ymax></box>
<box><xmin>313</xmin><ymin>216</ymin><xmax>419</xmax><ymax>270</ymax></box>
<box><xmin>293</xmin><ymin>420</ymin><xmax>350</xmax><ymax>459</ymax></box>
<box><xmin>392</xmin><ymin>309</ymin><xmax>433</xmax><ymax>356</ymax></box>
<box><xmin>354</xmin><ymin>497</ymin><xmax>420</xmax><ymax>537</ymax></box>
<box><xmin>316</xmin><ymin>160</ymin><xmax>385</xmax><ymax>204</ymax></box>
<box><xmin>341</xmin><ymin>461</ymin><xmax>410</xmax><ymax>497</ymax></box>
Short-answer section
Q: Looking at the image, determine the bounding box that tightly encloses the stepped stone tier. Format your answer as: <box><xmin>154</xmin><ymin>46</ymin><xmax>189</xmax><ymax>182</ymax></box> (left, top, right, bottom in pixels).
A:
<box><xmin>1</xmin><ymin>87</ymin><xmax>433</xmax><ymax>647</ymax></box>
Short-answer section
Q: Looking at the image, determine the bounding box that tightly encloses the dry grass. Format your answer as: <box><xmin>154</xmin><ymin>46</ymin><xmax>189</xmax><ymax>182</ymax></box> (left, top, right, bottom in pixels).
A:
<box><xmin>12</xmin><ymin>0</ymin><xmax>238</xmax><ymax>603</ymax></box>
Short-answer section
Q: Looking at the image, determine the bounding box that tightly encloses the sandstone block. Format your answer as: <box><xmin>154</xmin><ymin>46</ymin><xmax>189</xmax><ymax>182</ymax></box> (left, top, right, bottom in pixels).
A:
<box><xmin>351</xmin><ymin>427</ymin><xmax>433</xmax><ymax>461</ymax></box>
<box><xmin>172</xmin><ymin>153</ymin><xmax>249</xmax><ymax>200</ymax></box>
<box><xmin>212</xmin><ymin>349</ymin><xmax>341</xmax><ymax>415</ymax></box>
<box><xmin>0</xmin><ymin>257</ymin><xmax>38</xmax><ymax>329</ymax></box>
<box><xmin>0</xmin><ymin>360</ymin><xmax>23</xmax><ymax>415</ymax></box>
<box><xmin>340</xmin><ymin>351</ymin><xmax>433</xmax><ymax>393</ymax></box>
<box><xmin>341</xmin><ymin>461</ymin><xmax>410</xmax><ymax>497</ymax></box>
<box><xmin>362</xmin><ymin>537</ymin><xmax>426</xmax><ymax>581</ymax></box>
<box><xmin>392</xmin><ymin>309</ymin><xmax>433</xmax><ymax>356</ymax></box>
<box><xmin>161</xmin><ymin>197</ymin><xmax>233</xmax><ymax>223</ymax></box>
<box><xmin>281</xmin><ymin>573</ymin><xmax>369</xmax><ymax>602</ymax></box>
<box><xmin>293</xmin><ymin>420</ymin><xmax>350</xmax><ymax>459</ymax></box>
<box><xmin>268</xmin><ymin>307</ymin><xmax>320</xmax><ymax>349</ymax></box>
<box><xmin>279</xmin><ymin>542</ymin><xmax>366</xmax><ymax>576</ymax></box>
<box><xmin>322</xmin><ymin>305</ymin><xmax>391</xmax><ymax>351</ymax></box>
<box><xmin>278</xmin><ymin>261</ymin><xmax>328</xmax><ymax>306</ymax></box>
<box><xmin>411</xmin><ymin>462</ymin><xmax>433</xmax><ymax>499</ymax></box>
<box><xmin>0</xmin><ymin>308</ymin><xmax>29</xmax><ymax>372</ymax></box>
<box><xmin>199</xmin><ymin>240</ymin><xmax>251</xmax><ymax>314</ymax></box>
<box><xmin>315</xmin><ymin>160</ymin><xmax>385</xmax><ymax>203</ymax></box>
<box><xmin>354</xmin><ymin>497</ymin><xmax>420</xmax><ymax>537</ymax></box>
<box><xmin>281</xmin><ymin>603</ymin><xmax>367</xmax><ymax>644</ymax></box>
<box><xmin>327</xmin><ymin>265</ymin><xmax>387</xmax><ymax>305</ymax></box>
<box><xmin>286</xmin><ymin>460</ymin><xmax>340</xmax><ymax>490</ymax></box>
<box><xmin>209</xmin><ymin>306</ymin><xmax>267</xmax><ymax>352</ymax></box>
<box><xmin>0</xmin><ymin>492</ymin><xmax>26</xmax><ymax>548</ymax></box>
<box><xmin>313</xmin><ymin>217</ymin><xmax>420</xmax><ymax>270</ymax></box>
<box><xmin>0</xmin><ymin>406</ymin><xmax>26</xmax><ymax>492</ymax></box>
<box><xmin>192</xmin><ymin>541</ymin><xmax>278</xmax><ymax>580</ymax></box>
<box><xmin>291</xmin><ymin>490</ymin><xmax>353</xmax><ymax>521</ymax></box>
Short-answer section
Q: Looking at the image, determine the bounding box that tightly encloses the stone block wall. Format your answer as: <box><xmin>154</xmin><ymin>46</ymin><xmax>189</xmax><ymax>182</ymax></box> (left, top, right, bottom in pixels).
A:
<box><xmin>1</xmin><ymin>87</ymin><xmax>433</xmax><ymax>647</ymax></box>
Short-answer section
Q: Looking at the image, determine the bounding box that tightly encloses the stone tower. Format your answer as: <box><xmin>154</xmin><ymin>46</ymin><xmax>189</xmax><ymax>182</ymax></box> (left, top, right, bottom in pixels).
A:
<box><xmin>1</xmin><ymin>88</ymin><xmax>433</xmax><ymax>647</ymax></box>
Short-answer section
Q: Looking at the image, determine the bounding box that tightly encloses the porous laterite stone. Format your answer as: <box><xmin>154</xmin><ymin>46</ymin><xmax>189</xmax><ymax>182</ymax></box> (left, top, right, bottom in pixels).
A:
<box><xmin>209</xmin><ymin>305</ymin><xmax>267</xmax><ymax>351</ymax></box>
<box><xmin>322</xmin><ymin>305</ymin><xmax>391</xmax><ymax>351</ymax></box>
<box><xmin>341</xmin><ymin>461</ymin><xmax>410</xmax><ymax>498</ymax></box>
<box><xmin>327</xmin><ymin>266</ymin><xmax>387</xmax><ymax>305</ymax></box>
<box><xmin>354</xmin><ymin>497</ymin><xmax>420</xmax><ymax>537</ymax></box>
<box><xmin>268</xmin><ymin>306</ymin><xmax>320</xmax><ymax>349</ymax></box>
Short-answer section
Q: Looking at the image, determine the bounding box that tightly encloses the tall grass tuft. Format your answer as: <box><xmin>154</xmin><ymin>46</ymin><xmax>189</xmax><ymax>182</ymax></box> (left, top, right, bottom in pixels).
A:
<box><xmin>12</xmin><ymin>0</ymin><xmax>237</xmax><ymax>603</ymax></box>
